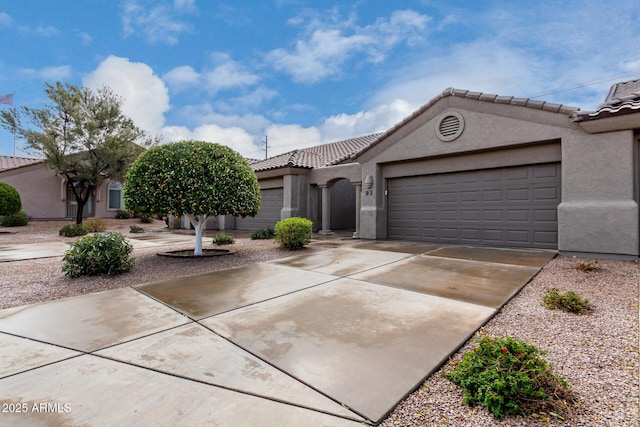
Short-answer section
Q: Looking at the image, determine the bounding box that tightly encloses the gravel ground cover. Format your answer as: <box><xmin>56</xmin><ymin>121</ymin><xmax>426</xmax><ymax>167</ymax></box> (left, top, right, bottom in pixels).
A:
<box><xmin>1</xmin><ymin>220</ymin><xmax>638</xmax><ymax>426</ymax></box>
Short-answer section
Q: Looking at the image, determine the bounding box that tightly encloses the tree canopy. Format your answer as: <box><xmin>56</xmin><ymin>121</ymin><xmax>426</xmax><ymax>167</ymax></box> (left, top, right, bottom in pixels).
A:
<box><xmin>0</xmin><ymin>82</ymin><xmax>155</xmax><ymax>224</ymax></box>
<box><xmin>124</xmin><ymin>140</ymin><xmax>261</xmax><ymax>255</ymax></box>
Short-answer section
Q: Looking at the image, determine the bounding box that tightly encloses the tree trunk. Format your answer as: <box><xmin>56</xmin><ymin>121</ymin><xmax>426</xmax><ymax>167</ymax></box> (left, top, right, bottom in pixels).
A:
<box><xmin>73</xmin><ymin>186</ymin><xmax>94</xmax><ymax>225</ymax></box>
<box><xmin>188</xmin><ymin>214</ymin><xmax>209</xmax><ymax>256</ymax></box>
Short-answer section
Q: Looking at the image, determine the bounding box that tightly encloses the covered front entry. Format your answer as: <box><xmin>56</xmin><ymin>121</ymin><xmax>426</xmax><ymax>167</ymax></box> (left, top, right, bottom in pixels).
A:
<box><xmin>236</xmin><ymin>188</ymin><xmax>284</xmax><ymax>231</ymax></box>
<box><xmin>387</xmin><ymin>163</ymin><xmax>561</xmax><ymax>249</ymax></box>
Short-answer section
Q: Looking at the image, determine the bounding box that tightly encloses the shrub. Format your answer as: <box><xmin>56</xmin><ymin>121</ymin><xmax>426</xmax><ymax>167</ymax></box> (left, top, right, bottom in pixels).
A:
<box><xmin>212</xmin><ymin>234</ymin><xmax>235</xmax><ymax>245</ymax></box>
<box><xmin>138</xmin><ymin>213</ymin><xmax>154</xmax><ymax>223</ymax></box>
<box><xmin>275</xmin><ymin>217</ymin><xmax>312</xmax><ymax>249</ymax></box>
<box><xmin>543</xmin><ymin>287</ymin><xmax>592</xmax><ymax>314</ymax></box>
<box><xmin>250</xmin><ymin>226</ymin><xmax>275</xmax><ymax>240</ymax></box>
<box><xmin>575</xmin><ymin>258</ymin><xmax>598</xmax><ymax>272</ymax></box>
<box><xmin>0</xmin><ymin>182</ymin><xmax>21</xmax><ymax>216</ymax></box>
<box><xmin>129</xmin><ymin>225</ymin><xmax>144</xmax><ymax>233</ymax></box>
<box><xmin>1</xmin><ymin>210</ymin><xmax>28</xmax><ymax>227</ymax></box>
<box><xmin>115</xmin><ymin>209</ymin><xmax>130</xmax><ymax>219</ymax></box>
<box><xmin>59</xmin><ymin>223</ymin><xmax>88</xmax><ymax>237</ymax></box>
<box><xmin>83</xmin><ymin>217</ymin><xmax>107</xmax><ymax>232</ymax></box>
<box><xmin>62</xmin><ymin>232</ymin><xmax>134</xmax><ymax>278</ymax></box>
<box><xmin>446</xmin><ymin>336</ymin><xmax>573</xmax><ymax>419</ymax></box>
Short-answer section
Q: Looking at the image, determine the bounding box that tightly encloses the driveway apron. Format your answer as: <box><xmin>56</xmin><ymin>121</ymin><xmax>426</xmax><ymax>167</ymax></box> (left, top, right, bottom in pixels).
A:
<box><xmin>0</xmin><ymin>242</ymin><xmax>554</xmax><ymax>425</ymax></box>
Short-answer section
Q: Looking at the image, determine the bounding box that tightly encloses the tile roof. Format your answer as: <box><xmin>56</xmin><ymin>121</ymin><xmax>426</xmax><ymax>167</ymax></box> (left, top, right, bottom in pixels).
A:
<box><xmin>570</xmin><ymin>79</ymin><xmax>640</xmax><ymax>122</ymax></box>
<box><xmin>353</xmin><ymin>87</ymin><xmax>580</xmax><ymax>159</ymax></box>
<box><xmin>251</xmin><ymin>133</ymin><xmax>383</xmax><ymax>172</ymax></box>
<box><xmin>0</xmin><ymin>155</ymin><xmax>43</xmax><ymax>172</ymax></box>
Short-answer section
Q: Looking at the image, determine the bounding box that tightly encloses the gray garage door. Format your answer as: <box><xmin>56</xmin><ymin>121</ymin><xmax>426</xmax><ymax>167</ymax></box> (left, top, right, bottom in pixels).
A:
<box><xmin>235</xmin><ymin>188</ymin><xmax>283</xmax><ymax>231</ymax></box>
<box><xmin>387</xmin><ymin>163</ymin><xmax>561</xmax><ymax>249</ymax></box>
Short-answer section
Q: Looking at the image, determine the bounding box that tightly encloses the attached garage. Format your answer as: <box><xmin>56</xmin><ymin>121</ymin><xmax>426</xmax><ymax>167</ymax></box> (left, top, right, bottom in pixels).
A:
<box><xmin>387</xmin><ymin>163</ymin><xmax>561</xmax><ymax>249</ymax></box>
<box><xmin>235</xmin><ymin>188</ymin><xmax>283</xmax><ymax>231</ymax></box>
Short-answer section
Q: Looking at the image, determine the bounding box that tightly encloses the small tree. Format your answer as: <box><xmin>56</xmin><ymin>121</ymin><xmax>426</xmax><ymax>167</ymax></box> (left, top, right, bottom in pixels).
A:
<box><xmin>124</xmin><ymin>140</ymin><xmax>261</xmax><ymax>256</ymax></box>
<box><xmin>0</xmin><ymin>182</ymin><xmax>21</xmax><ymax>216</ymax></box>
<box><xmin>0</xmin><ymin>82</ymin><xmax>155</xmax><ymax>224</ymax></box>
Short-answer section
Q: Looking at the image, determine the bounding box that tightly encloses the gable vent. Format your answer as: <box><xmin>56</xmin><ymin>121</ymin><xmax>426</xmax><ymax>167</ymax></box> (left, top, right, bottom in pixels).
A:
<box><xmin>435</xmin><ymin>111</ymin><xmax>465</xmax><ymax>142</ymax></box>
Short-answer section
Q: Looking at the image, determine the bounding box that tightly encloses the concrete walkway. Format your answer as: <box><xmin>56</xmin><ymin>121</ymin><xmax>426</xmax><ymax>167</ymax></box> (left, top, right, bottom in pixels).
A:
<box><xmin>0</xmin><ymin>242</ymin><xmax>554</xmax><ymax>425</ymax></box>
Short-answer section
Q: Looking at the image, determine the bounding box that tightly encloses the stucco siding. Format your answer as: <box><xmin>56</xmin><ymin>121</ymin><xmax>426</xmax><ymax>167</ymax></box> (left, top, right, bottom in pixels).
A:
<box><xmin>0</xmin><ymin>164</ymin><xmax>65</xmax><ymax>219</ymax></box>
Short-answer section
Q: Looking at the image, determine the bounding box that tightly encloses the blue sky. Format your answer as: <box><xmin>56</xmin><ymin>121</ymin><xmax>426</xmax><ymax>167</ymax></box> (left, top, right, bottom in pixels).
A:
<box><xmin>1</xmin><ymin>1</ymin><xmax>638</xmax><ymax>159</ymax></box>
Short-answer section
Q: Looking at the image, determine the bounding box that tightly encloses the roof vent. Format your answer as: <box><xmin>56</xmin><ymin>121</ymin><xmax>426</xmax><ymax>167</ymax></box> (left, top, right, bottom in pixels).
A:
<box><xmin>435</xmin><ymin>111</ymin><xmax>464</xmax><ymax>142</ymax></box>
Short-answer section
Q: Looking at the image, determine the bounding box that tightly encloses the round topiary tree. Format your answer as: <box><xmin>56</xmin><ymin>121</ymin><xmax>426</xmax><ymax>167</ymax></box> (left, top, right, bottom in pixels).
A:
<box><xmin>0</xmin><ymin>182</ymin><xmax>22</xmax><ymax>217</ymax></box>
<box><xmin>124</xmin><ymin>140</ymin><xmax>261</xmax><ymax>256</ymax></box>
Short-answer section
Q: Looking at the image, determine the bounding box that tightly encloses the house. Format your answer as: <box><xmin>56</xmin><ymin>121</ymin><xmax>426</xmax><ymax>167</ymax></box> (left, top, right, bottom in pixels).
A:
<box><xmin>0</xmin><ymin>156</ymin><xmax>126</xmax><ymax>220</ymax></box>
<box><xmin>3</xmin><ymin>79</ymin><xmax>639</xmax><ymax>257</ymax></box>
<box><xmin>229</xmin><ymin>80</ymin><xmax>640</xmax><ymax>258</ymax></box>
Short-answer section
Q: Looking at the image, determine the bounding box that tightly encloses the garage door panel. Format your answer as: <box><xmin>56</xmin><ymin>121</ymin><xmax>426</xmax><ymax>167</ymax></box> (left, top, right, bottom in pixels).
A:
<box><xmin>235</xmin><ymin>188</ymin><xmax>283</xmax><ymax>231</ymax></box>
<box><xmin>388</xmin><ymin>163</ymin><xmax>560</xmax><ymax>249</ymax></box>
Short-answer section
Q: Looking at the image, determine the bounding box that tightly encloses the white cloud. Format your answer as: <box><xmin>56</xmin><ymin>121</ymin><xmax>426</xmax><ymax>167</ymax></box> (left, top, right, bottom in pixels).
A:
<box><xmin>122</xmin><ymin>0</ymin><xmax>192</xmax><ymax>45</ymax></box>
<box><xmin>265</xmin><ymin>124</ymin><xmax>322</xmax><ymax>156</ymax></box>
<box><xmin>321</xmin><ymin>99</ymin><xmax>414</xmax><ymax>141</ymax></box>
<box><xmin>162</xmin><ymin>124</ymin><xmax>260</xmax><ymax>158</ymax></box>
<box><xmin>77</xmin><ymin>31</ymin><xmax>93</xmax><ymax>45</ymax></box>
<box><xmin>0</xmin><ymin>12</ymin><xmax>12</xmax><ymax>27</ymax></box>
<box><xmin>83</xmin><ymin>55</ymin><xmax>170</xmax><ymax>135</ymax></box>
<box><xmin>21</xmin><ymin>65</ymin><xmax>72</xmax><ymax>80</ymax></box>
<box><xmin>17</xmin><ymin>24</ymin><xmax>60</xmax><ymax>37</ymax></box>
<box><xmin>163</xmin><ymin>65</ymin><xmax>200</xmax><ymax>90</ymax></box>
<box><xmin>163</xmin><ymin>53</ymin><xmax>261</xmax><ymax>96</ymax></box>
<box><xmin>173</xmin><ymin>0</ymin><xmax>195</xmax><ymax>13</ymax></box>
<box><xmin>267</xmin><ymin>9</ymin><xmax>429</xmax><ymax>83</ymax></box>
<box><xmin>204</xmin><ymin>53</ymin><xmax>260</xmax><ymax>94</ymax></box>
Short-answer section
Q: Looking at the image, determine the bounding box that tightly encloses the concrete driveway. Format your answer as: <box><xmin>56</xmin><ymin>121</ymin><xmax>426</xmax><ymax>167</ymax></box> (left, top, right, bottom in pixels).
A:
<box><xmin>0</xmin><ymin>242</ymin><xmax>554</xmax><ymax>425</ymax></box>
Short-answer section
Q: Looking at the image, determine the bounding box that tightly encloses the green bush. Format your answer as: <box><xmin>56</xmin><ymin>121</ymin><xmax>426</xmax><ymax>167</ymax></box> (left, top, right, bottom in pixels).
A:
<box><xmin>0</xmin><ymin>182</ymin><xmax>21</xmax><ymax>216</ymax></box>
<box><xmin>138</xmin><ymin>213</ymin><xmax>154</xmax><ymax>223</ymax></box>
<box><xmin>115</xmin><ymin>209</ymin><xmax>130</xmax><ymax>219</ymax></box>
<box><xmin>129</xmin><ymin>225</ymin><xmax>145</xmax><ymax>233</ymax></box>
<box><xmin>62</xmin><ymin>232</ymin><xmax>134</xmax><ymax>278</ymax></box>
<box><xmin>212</xmin><ymin>234</ymin><xmax>235</xmax><ymax>245</ymax></box>
<box><xmin>84</xmin><ymin>217</ymin><xmax>107</xmax><ymax>232</ymax></box>
<box><xmin>275</xmin><ymin>217</ymin><xmax>312</xmax><ymax>249</ymax></box>
<box><xmin>1</xmin><ymin>210</ymin><xmax>28</xmax><ymax>227</ymax></box>
<box><xmin>59</xmin><ymin>223</ymin><xmax>88</xmax><ymax>237</ymax></box>
<box><xmin>543</xmin><ymin>287</ymin><xmax>592</xmax><ymax>314</ymax></box>
<box><xmin>250</xmin><ymin>226</ymin><xmax>275</xmax><ymax>240</ymax></box>
<box><xmin>446</xmin><ymin>336</ymin><xmax>573</xmax><ymax>419</ymax></box>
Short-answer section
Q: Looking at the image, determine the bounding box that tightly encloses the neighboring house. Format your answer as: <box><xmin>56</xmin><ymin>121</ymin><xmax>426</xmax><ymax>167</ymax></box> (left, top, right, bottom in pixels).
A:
<box><xmin>3</xmin><ymin>79</ymin><xmax>639</xmax><ymax>257</ymax></box>
<box><xmin>0</xmin><ymin>156</ymin><xmax>125</xmax><ymax>220</ymax></box>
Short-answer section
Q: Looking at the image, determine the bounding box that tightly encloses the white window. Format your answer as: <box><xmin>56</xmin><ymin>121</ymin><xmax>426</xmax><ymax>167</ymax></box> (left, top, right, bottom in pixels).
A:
<box><xmin>108</xmin><ymin>181</ymin><xmax>124</xmax><ymax>210</ymax></box>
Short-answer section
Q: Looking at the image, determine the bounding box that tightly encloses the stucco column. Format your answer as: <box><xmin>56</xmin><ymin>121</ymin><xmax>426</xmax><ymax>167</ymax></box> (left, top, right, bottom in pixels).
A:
<box><xmin>319</xmin><ymin>184</ymin><xmax>333</xmax><ymax>235</ymax></box>
<box><xmin>353</xmin><ymin>183</ymin><xmax>361</xmax><ymax>238</ymax></box>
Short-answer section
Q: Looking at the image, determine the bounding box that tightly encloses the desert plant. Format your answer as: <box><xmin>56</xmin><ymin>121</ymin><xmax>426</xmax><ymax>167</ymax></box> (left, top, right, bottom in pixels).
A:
<box><xmin>1</xmin><ymin>210</ymin><xmax>28</xmax><ymax>227</ymax></box>
<box><xmin>575</xmin><ymin>259</ymin><xmax>598</xmax><ymax>272</ymax></box>
<box><xmin>129</xmin><ymin>225</ymin><xmax>144</xmax><ymax>233</ymax></box>
<box><xmin>275</xmin><ymin>217</ymin><xmax>313</xmax><ymax>249</ymax></box>
<box><xmin>115</xmin><ymin>209</ymin><xmax>130</xmax><ymax>219</ymax></box>
<box><xmin>250</xmin><ymin>226</ymin><xmax>275</xmax><ymax>240</ymax></box>
<box><xmin>62</xmin><ymin>232</ymin><xmax>134</xmax><ymax>278</ymax></box>
<box><xmin>138</xmin><ymin>213</ymin><xmax>154</xmax><ymax>223</ymax></box>
<box><xmin>212</xmin><ymin>234</ymin><xmax>235</xmax><ymax>245</ymax></box>
<box><xmin>543</xmin><ymin>287</ymin><xmax>592</xmax><ymax>314</ymax></box>
<box><xmin>59</xmin><ymin>223</ymin><xmax>88</xmax><ymax>237</ymax></box>
<box><xmin>446</xmin><ymin>336</ymin><xmax>573</xmax><ymax>420</ymax></box>
<box><xmin>0</xmin><ymin>182</ymin><xmax>21</xmax><ymax>216</ymax></box>
<box><xmin>83</xmin><ymin>217</ymin><xmax>107</xmax><ymax>232</ymax></box>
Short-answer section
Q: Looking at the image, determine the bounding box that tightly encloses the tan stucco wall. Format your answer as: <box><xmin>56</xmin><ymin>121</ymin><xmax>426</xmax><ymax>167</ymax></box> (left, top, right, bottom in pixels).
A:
<box><xmin>0</xmin><ymin>164</ymin><xmax>65</xmax><ymax>219</ymax></box>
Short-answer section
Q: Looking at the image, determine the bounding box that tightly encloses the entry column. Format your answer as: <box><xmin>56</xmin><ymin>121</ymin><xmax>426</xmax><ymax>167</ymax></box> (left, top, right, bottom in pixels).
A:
<box><xmin>353</xmin><ymin>183</ymin><xmax>361</xmax><ymax>238</ymax></box>
<box><xmin>319</xmin><ymin>184</ymin><xmax>333</xmax><ymax>235</ymax></box>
